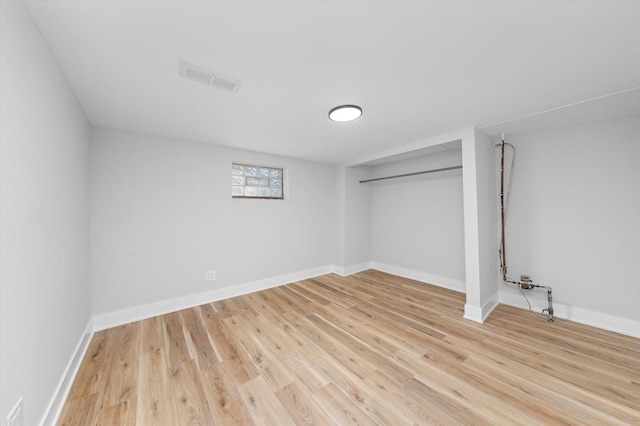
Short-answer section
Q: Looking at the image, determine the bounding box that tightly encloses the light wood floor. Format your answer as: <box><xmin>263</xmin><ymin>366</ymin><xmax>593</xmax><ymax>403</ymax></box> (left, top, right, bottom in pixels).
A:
<box><xmin>58</xmin><ymin>271</ymin><xmax>640</xmax><ymax>425</ymax></box>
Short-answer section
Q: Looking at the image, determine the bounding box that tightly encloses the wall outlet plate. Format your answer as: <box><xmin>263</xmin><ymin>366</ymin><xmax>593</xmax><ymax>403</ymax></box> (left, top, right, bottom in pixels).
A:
<box><xmin>205</xmin><ymin>270</ymin><xmax>216</xmax><ymax>281</ymax></box>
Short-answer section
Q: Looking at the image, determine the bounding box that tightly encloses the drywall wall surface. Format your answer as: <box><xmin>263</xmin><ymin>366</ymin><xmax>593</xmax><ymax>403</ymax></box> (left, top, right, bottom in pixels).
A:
<box><xmin>499</xmin><ymin>114</ymin><xmax>640</xmax><ymax>325</ymax></box>
<box><xmin>474</xmin><ymin>129</ymin><xmax>498</xmax><ymax>306</ymax></box>
<box><xmin>0</xmin><ymin>2</ymin><xmax>91</xmax><ymax>424</ymax></box>
<box><xmin>462</xmin><ymin>128</ymin><xmax>499</xmax><ymax>322</ymax></box>
<box><xmin>344</xmin><ymin>166</ymin><xmax>371</xmax><ymax>269</ymax></box>
<box><xmin>370</xmin><ymin>149</ymin><xmax>465</xmax><ymax>289</ymax></box>
<box><xmin>332</xmin><ymin>165</ymin><xmax>346</xmax><ymax>268</ymax></box>
<box><xmin>330</xmin><ymin>164</ymin><xmax>371</xmax><ymax>274</ymax></box>
<box><xmin>90</xmin><ymin>127</ymin><xmax>334</xmax><ymax>315</ymax></box>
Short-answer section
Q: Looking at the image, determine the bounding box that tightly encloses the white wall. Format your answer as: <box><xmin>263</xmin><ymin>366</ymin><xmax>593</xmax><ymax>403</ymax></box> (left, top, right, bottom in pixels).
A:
<box><xmin>90</xmin><ymin>127</ymin><xmax>334</xmax><ymax>316</ymax></box>
<box><xmin>344</xmin><ymin>166</ymin><xmax>371</xmax><ymax>271</ymax></box>
<box><xmin>332</xmin><ymin>165</ymin><xmax>346</xmax><ymax>268</ymax></box>
<box><xmin>461</xmin><ymin>129</ymin><xmax>499</xmax><ymax>322</ymax></box>
<box><xmin>370</xmin><ymin>149</ymin><xmax>466</xmax><ymax>291</ymax></box>
<box><xmin>474</xmin><ymin>129</ymin><xmax>499</xmax><ymax>310</ymax></box>
<box><xmin>331</xmin><ymin>165</ymin><xmax>371</xmax><ymax>275</ymax></box>
<box><xmin>0</xmin><ymin>2</ymin><xmax>91</xmax><ymax>425</ymax></box>
<box><xmin>498</xmin><ymin>114</ymin><xmax>640</xmax><ymax>335</ymax></box>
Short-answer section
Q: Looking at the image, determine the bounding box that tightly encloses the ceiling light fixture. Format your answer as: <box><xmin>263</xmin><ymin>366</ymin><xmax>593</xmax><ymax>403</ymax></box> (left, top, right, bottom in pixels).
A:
<box><xmin>329</xmin><ymin>105</ymin><xmax>362</xmax><ymax>122</ymax></box>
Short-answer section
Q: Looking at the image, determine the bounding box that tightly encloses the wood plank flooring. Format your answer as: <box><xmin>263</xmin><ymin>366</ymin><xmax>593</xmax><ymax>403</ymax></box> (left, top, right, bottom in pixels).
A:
<box><xmin>58</xmin><ymin>271</ymin><xmax>640</xmax><ymax>425</ymax></box>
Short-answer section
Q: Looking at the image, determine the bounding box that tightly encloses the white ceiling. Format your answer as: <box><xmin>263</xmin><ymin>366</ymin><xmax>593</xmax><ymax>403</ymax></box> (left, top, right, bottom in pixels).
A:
<box><xmin>24</xmin><ymin>1</ymin><xmax>640</xmax><ymax>164</ymax></box>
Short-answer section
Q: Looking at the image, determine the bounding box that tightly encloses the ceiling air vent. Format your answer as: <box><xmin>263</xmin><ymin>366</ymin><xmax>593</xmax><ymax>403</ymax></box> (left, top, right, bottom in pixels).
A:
<box><xmin>179</xmin><ymin>62</ymin><xmax>241</xmax><ymax>93</ymax></box>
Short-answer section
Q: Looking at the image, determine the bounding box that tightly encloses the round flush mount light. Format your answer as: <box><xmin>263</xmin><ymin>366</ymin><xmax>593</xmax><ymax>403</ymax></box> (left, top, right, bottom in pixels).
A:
<box><xmin>328</xmin><ymin>105</ymin><xmax>362</xmax><ymax>122</ymax></box>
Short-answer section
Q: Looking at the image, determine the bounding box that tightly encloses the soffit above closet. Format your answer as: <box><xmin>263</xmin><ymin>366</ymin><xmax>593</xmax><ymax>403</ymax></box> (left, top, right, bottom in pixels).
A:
<box><xmin>360</xmin><ymin>141</ymin><xmax>461</xmax><ymax>167</ymax></box>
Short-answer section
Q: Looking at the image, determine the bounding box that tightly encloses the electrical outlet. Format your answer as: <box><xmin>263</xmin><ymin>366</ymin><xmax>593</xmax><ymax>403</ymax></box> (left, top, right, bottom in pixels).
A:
<box><xmin>6</xmin><ymin>398</ymin><xmax>23</xmax><ymax>426</ymax></box>
<box><xmin>205</xmin><ymin>270</ymin><xmax>216</xmax><ymax>281</ymax></box>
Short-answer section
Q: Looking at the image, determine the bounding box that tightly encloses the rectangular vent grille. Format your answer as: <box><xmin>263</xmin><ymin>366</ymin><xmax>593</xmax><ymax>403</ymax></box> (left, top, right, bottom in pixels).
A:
<box><xmin>211</xmin><ymin>76</ymin><xmax>237</xmax><ymax>91</ymax></box>
<box><xmin>179</xmin><ymin>62</ymin><xmax>240</xmax><ymax>93</ymax></box>
<box><xmin>184</xmin><ymin>66</ymin><xmax>211</xmax><ymax>83</ymax></box>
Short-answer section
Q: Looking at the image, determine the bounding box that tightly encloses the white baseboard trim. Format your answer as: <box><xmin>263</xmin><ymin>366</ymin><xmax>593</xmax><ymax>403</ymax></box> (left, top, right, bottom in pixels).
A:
<box><xmin>464</xmin><ymin>295</ymin><xmax>499</xmax><ymax>323</ymax></box>
<box><xmin>370</xmin><ymin>261</ymin><xmax>466</xmax><ymax>293</ymax></box>
<box><xmin>499</xmin><ymin>291</ymin><xmax>640</xmax><ymax>338</ymax></box>
<box><xmin>332</xmin><ymin>262</ymin><xmax>372</xmax><ymax>277</ymax></box>
<box><xmin>45</xmin><ymin>267</ymin><xmax>638</xmax><ymax>426</ymax></box>
<box><xmin>92</xmin><ymin>265</ymin><xmax>333</xmax><ymax>331</ymax></box>
<box><xmin>463</xmin><ymin>304</ymin><xmax>483</xmax><ymax>323</ymax></box>
<box><xmin>40</xmin><ymin>317</ymin><xmax>94</xmax><ymax>426</ymax></box>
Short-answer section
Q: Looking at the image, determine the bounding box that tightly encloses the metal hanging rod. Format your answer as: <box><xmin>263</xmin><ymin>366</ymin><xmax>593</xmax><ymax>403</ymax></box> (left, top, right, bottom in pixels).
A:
<box><xmin>359</xmin><ymin>165</ymin><xmax>462</xmax><ymax>183</ymax></box>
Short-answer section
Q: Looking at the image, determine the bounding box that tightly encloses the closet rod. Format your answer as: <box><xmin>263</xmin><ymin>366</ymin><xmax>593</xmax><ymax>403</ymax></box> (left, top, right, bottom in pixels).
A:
<box><xmin>359</xmin><ymin>165</ymin><xmax>462</xmax><ymax>183</ymax></box>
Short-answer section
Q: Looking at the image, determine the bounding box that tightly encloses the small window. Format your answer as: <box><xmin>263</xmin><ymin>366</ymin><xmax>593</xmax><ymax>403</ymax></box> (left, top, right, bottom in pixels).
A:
<box><xmin>232</xmin><ymin>163</ymin><xmax>284</xmax><ymax>199</ymax></box>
